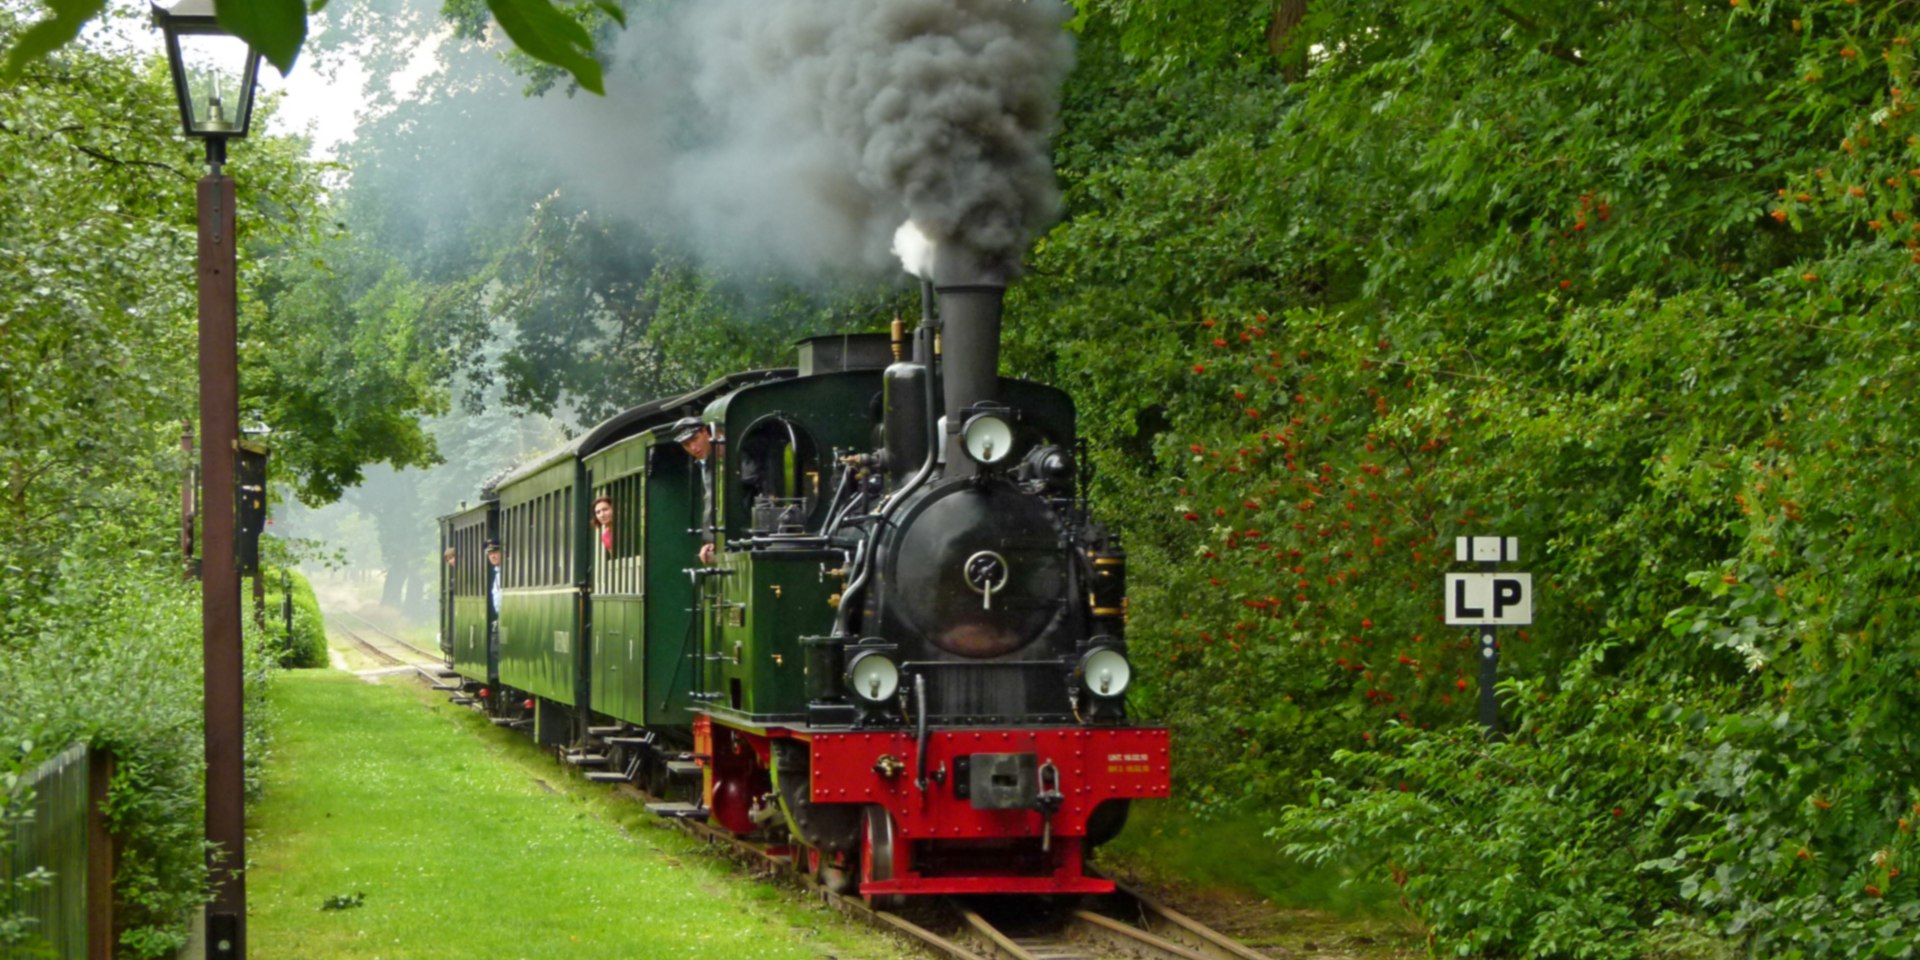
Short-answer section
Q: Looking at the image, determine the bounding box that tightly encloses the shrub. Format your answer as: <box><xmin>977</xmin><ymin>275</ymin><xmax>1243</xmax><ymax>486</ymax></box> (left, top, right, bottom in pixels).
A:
<box><xmin>257</xmin><ymin>566</ymin><xmax>328</xmax><ymax>669</ymax></box>
<box><xmin>0</xmin><ymin>555</ymin><xmax>276</xmax><ymax>959</ymax></box>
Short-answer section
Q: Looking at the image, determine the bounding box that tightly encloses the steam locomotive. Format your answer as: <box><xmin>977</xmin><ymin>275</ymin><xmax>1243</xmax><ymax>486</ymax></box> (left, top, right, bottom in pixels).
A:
<box><xmin>436</xmin><ymin>279</ymin><xmax>1167</xmax><ymax>900</ymax></box>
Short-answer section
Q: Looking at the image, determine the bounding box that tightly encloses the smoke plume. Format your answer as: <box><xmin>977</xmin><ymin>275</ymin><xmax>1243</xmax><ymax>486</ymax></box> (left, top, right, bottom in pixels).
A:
<box><xmin>444</xmin><ymin>0</ymin><xmax>1074</xmax><ymax>284</ymax></box>
<box><xmin>670</xmin><ymin>0</ymin><xmax>1074</xmax><ymax>282</ymax></box>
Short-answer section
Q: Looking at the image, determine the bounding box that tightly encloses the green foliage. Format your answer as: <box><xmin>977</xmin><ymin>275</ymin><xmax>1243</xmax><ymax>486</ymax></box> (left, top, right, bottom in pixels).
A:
<box><xmin>481</xmin><ymin>0</ymin><xmax>605</xmax><ymax>95</ymax></box>
<box><xmin>1</xmin><ymin>0</ymin><xmax>614</xmax><ymax>96</ymax></box>
<box><xmin>214</xmin><ymin>0</ymin><xmax>307</xmax><ymax>75</ymax></box>
<box><xmin>0</xmin><ymin>554</ymin><xmax>277</xmax><ymax>958</ymax></box>
<box><xmin>0</xmin><ymin>772</ymin><xmax>56</xmax><ymax>958</ymax></box>
<box><xmin>1</xmin><ymin>7</ymin><xmax>446</xmax><ymax>585</ymax></box>
<box><xmin>0</xmin><ymin>0</ymin><xmax>102</xmax><ymax>79</ymax></box>
<box><xmin>1009</xmin><ymin>0</ymin><xmax>1920</xmax><ymax>953</ymax></box>
<box><xmin>0</xmin><ymin>15</ymin><xmax>435</xmax><ymax>956</ymax></box>
<box><xmin>250</xmin><ymin>233</ymin><xmax>448</xmax><ymax>505</ymax></box>
<box><xmin>259</xmin><ymin>565</ymin><xmax>327</xmax><ymax>668</ymax></box>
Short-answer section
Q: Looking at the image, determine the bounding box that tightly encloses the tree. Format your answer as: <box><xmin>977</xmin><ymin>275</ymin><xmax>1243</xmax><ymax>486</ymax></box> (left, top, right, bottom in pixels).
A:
<box><xmin>1</xmin><ymin>4</ymin><xmax>447</xmax><ymax>596</ymax></box>
<box><xmin>2</xmin><ymin>0</ymin><xmax>616</xmax><ymax>96</ymax></box>
<box><xmin>1011</xmin><ymin>1</ymin><xmax>1920</xmax><ymax>953</ymax></box>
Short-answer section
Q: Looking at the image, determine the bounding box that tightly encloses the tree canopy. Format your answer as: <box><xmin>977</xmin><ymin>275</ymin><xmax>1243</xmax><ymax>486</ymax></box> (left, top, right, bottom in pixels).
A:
<box><xmin>1001</xmin><ymin>1</ymin><xmax>1920</xmax><ymax>954</ymax></box>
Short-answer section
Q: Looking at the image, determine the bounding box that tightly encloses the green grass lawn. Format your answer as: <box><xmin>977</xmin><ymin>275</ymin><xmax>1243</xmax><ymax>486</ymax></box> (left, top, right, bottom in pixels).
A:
<box><xmin>249</xmin><ymin>671</ymin><xmax>919</xmax><ymax>960</ymax></box>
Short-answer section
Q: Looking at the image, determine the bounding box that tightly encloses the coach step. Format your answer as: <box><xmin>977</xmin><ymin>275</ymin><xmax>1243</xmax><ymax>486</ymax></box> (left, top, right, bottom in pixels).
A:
<box><xmin>665</xmin><ymin>759</ymin><xmax>702</xmax><ymax>780</ymax></box>
<box><xmin>584</xmin><ymin>771</ymin><xmax>628</xmax><ymax>783</ymax></box>
<box><xmin>449</xmin><ymin>696</ymin><xmax>477</xmax><ymax>705</ymax></box>
<box><xmin>489</xmin><ymin>717</ymin><xmax>532</xmax><ymax>729</ymax></box>
<box><xmin>565</xmin><ymin>753</ymin><xmax>610</xmax><ymax>768</ymax></box>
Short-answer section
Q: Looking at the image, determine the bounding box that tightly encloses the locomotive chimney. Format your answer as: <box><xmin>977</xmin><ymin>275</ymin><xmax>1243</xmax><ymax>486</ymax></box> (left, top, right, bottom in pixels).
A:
<box><xmin>935</xmin><ymin>280</ymin><xmax>1005</xmax><ymax>474</ymax></box>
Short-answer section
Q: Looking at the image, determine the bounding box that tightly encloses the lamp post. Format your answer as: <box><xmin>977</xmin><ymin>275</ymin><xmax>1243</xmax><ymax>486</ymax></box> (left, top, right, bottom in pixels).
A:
<box><xmin>152</xmin><ymin>3</ymin><xmax>260</xmax><ymax>958</ymax></box>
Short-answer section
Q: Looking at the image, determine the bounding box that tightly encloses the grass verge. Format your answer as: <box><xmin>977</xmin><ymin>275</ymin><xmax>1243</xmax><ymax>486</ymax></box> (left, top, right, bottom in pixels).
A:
<box><xmin>248</xmin><ymin>670</ymin><xmax>919</xmax><ymax>960</ymax></box>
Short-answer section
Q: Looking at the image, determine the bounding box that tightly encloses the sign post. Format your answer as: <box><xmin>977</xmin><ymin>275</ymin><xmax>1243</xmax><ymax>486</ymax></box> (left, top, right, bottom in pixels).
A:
<box><xmin>1446</xmin><ymin>537</ymin><xmax>1530</xmax><ymax>737</ymax></box>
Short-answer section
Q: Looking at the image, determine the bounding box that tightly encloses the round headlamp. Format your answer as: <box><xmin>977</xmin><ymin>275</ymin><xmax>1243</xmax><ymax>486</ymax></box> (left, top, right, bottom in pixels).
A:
<box><xmin>961</xmin><ymin>413</ymin><xmax>1016</xmax><ymax>465</ymax></box>
<box><xmin>846</xmin><ymin>650</ymin><xmax>900</xmax><ymax>703</ymax></box>
<box><xmin>1078</xmin><ymin>647</ymin><xmax>1131</xmax><ymax>698</ymax></box>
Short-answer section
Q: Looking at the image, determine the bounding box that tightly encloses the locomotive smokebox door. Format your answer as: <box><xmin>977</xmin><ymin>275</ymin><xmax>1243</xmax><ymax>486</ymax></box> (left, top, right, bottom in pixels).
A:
<box><xmin>235</xmin><ymin>439</ymin><xmax>269</xmax><ymax>576</ymax></box>
<box><xmin>959</xmin><ymin>753</ymin><xmax>1039</xmax><ymax>809</ymax></box>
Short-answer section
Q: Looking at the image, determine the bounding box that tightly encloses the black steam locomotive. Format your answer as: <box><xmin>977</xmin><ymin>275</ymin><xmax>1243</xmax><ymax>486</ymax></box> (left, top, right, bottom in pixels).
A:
<box><xmin>437</xmin><ymin>279</ymin><xmax>1167</xmax><ymax>900</ymax></box>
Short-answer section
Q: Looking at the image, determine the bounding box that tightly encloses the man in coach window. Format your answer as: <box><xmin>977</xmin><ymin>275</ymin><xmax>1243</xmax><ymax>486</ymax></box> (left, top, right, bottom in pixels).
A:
<box><xmin>672</xmin><ymin>417</ymin><xmax>719</xmax><ymax>566</ymax></box>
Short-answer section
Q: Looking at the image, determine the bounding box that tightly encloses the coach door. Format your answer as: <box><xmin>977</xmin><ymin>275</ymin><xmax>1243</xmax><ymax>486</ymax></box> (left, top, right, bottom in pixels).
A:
<box><xmin>586</xmin><ymin>436</ymin><xmax>648</xmax><ymax>726</ymax></box>
<box><xmin>643</xmin><ymin>438</ymin><xmax>702</xmax><ymax>728</ymax></box>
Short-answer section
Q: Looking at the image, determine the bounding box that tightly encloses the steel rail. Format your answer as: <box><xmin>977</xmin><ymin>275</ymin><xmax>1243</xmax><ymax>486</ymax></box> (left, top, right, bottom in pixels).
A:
<box><xmin>1099</xmin><ymin>877</ymin><xmax>1291</xmax><ymax>960</ymax></box>
<box><xmin>331</xmin><ymin>609</ymin><xmax>445</xmax><ymax>662</ymax></box>
<box><xmin>406</xmin><ymin>678</ymin><xmax>1279</xmax><ymax>960</ymax></box>
<box><xmin>330</xmin><ymin>620</ymin><xmax>446</xmax><ymax>686</ymax></box>
<box><xmin>1068</xmin><ymin>910</ymin><xmax>1213</xmax><ymax>960</ymax></box>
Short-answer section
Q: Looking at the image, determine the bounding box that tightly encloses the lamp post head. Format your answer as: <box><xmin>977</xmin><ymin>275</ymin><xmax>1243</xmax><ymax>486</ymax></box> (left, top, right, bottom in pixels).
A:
<box><xmin>151</xmin><ymin>0</ymin><xmax>261</xmax><ymax>156</ymax></box>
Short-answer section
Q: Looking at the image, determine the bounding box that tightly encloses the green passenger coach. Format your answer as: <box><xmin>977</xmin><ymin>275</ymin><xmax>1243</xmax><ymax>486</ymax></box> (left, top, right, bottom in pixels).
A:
<box><xmin>438</xmin><ymin>501</ymin><xmax>496</xmax><ymax>686</ymax></box>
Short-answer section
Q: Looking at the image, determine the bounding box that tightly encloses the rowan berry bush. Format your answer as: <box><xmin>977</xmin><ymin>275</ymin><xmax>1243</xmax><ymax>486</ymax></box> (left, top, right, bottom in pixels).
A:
<box><xmin>1010</xmin><ymin>0</ymin><xmax>1920</xmax><ymax>954</ymax></box>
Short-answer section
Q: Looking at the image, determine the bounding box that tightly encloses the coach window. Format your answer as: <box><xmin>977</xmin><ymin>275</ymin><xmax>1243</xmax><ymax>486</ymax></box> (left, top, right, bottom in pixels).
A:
<box><xmin>533</xmin><ymin>495</ymin><xmax>549</xmax><ymax>583</ymax></box>
<box><xmin>601</xmin><ymin>473</ymin><xmax>641</xmax><ymax>595</ymax></box>
<box><xmin>514</xmin><ymin>503</ymin><xmax>527</xmax><ymax>588</ymax></box>
<box><xmin>542</xmin><ymin>493</ymin><xmax>555</xmax><ymax>586</ymax></box>
<box><xmin>510</xmin><ymin>504</ymin><xmax>522</xmax><ymax>588</ymax></box>
<box><xmin>539</xmin><ymin>494</ymin><xmax>551</xmax><ymax>586</ymax></box>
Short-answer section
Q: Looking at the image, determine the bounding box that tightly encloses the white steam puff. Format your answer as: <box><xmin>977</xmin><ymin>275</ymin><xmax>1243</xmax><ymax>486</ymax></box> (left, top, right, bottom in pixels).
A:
<box><xmin>491</xmin><ymin>0</ymin><xmax>1074</xmax><ymax>283</ymax></box>
<box><xmin>892</xmin><ymin>221</ymin><xmax>937</xmax><ymax>280</ymax></box>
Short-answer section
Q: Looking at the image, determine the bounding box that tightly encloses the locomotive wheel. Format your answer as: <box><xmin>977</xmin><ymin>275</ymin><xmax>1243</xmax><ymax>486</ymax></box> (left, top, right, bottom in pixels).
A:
<box><xmin>860</xmin><ymin>807</ymin><xmax>906</xmax><ymax>910</ymax></box>
<box><xmin>809</xmin><ymin>847</ymin><xmax>856</xmax><ymax>895</ymax></box>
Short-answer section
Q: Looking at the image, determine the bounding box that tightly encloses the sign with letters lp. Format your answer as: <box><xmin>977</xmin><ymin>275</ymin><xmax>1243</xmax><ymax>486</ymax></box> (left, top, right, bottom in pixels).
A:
<box><xmin>1445</xmin><ymin>573</ymin><xmax>1534</xmax><ymax>626</ymax></box>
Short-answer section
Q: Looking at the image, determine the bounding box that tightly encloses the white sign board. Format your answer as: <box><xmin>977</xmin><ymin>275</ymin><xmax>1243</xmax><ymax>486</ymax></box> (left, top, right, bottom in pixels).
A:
<box><xmin>1455</xmin><ymin>536</ymin><xmax>1519</xmax><ymax>562</ymax></box>
<box><xmin>1445</xmin><ymin>573</ymin><xmax>1533</xmax><ymax>626</ymax></box>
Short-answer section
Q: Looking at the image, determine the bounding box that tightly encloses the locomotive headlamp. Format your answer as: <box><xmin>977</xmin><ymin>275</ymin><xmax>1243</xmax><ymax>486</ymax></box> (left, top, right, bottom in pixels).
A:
<box><xmin>1077</xmin><ymin>647</ymin><xmax>1132</xmax><ymax>698</ymax></box>
<box><xmin>846</xmin><ymin>650</ymin><xmax>901</xmax><ymax>703</ymax></box>
<box><xmin>961</xmin><ymin>413</ymin><xmax>1016</xmax><ymax>465</ymax></box>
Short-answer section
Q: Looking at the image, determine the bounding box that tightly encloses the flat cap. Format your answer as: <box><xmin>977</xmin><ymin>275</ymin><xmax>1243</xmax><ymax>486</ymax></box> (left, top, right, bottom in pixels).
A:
<box><xmin>668</xmin><ymin>416</ymin><xmax>705</xmax><ymax>443</ymax></box>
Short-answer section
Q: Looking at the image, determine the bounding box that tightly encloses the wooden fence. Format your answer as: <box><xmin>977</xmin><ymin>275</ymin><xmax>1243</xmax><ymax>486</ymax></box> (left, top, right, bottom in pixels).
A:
<box><xmin>2</xmin><ymin>743</ymin><xmax>114</xmax><ymax>960</ymax></box>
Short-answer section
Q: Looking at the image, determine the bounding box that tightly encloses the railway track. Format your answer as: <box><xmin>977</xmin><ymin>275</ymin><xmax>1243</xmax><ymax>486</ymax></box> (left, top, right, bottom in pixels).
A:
<box><xmin>598</xmin><ymin>759</ymin><xmax>1283</xmax><ymax>960</ymax></box>
<box><xmin>407</xmin><ymin>672</ymin><xmax>1279</xmax><ymax>960</ymax></box>
<box><xmin>948</xmin><ymin>891</ymin><xmax>1284</xmax><ymax>960</ymax></box>
<box><xmin>328</xmin><ymin>612</ymin><xmax>449</xmax><ymax>686</ymax></box>
<box><xmin>331</xmin><ymin>610</ymin><xmax>445</xmax><ymax>662</ymax></box>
